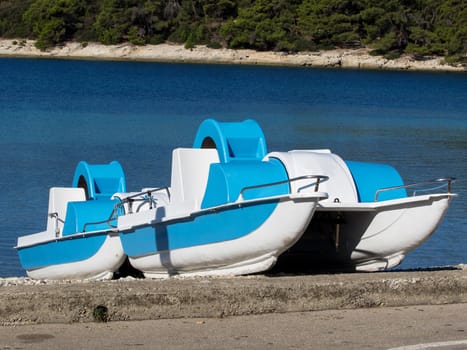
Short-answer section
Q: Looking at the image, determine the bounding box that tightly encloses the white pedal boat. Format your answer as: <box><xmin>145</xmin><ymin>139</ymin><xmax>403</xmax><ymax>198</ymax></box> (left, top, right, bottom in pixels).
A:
<box><xmin>17</xmin><ymin>118</ymin><xmax>454</xmax><ymax>279</ymax></box>
<box><xmin>116</xmin><ymin>119</ymin><xmax>328</xmax><ymax>277</ymax></box>
<box><xmin>271</xmin><ymin>150</ymin><xmax>456</xmax><ymax>272</ymax></box>
<box><xmin>16</xmin><ymin>119</ymin><xmax>328</xmax><ymax>279</ymax></box>
<box><xmin>16</xmin><ymin>161</ymin><xmax>127</xmax><ymax>280</ymax></box>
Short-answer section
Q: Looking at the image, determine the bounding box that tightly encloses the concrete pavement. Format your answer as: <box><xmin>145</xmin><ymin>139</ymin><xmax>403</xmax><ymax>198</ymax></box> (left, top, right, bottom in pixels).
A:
<box><xmin>1</xmin><ymin>303</ymin><xmax>466</xmax><ymax>349</ymax></box>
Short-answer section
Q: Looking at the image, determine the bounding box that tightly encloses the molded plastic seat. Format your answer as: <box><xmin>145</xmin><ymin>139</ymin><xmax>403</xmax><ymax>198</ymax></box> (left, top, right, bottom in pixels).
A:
<box><xmin>201</xmin><ymin>159</ymin><xmax>289</xmax><ymax>209</ymax></box>
<box><xmin>72</xmin><ymin>161</ymin><xmax>126</xmax><ymax>200</ymax></box>
<box><xmin>62</xmin><ymin>199</ymin><xmax>119</xmax><ymax>236</ymax></box>
<box><xmin>345</xmin><ymin>161</ymin><xmax>407</xmax><ymax>202</ymax></box>
<box><xmin>193</xmin><ymin>119</ymin><xmax>267</xmax><ymax>163</ymax></box>
<box><xmin>46</xmin><ymin>187</ymin><xmax>86</xmax><ymax>237</ymax></box>
<box><xmin>170</xmin><ymin>148</ymin><xmax>220</xmax><ymax>210</ymax></box>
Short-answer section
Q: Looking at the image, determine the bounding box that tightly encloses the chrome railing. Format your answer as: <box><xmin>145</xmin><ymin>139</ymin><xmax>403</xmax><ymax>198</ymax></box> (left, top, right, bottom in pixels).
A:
<box><xmin>82</xmin><ymin>215</ymin><xmax>119</xmax><ymax>232</ymax></box>
<box><xmin>82</xmin><ymin>187</ymin><xmax>171</xmax><ymax>232</ymax></box>
<box><xmin>374</xmin><ymin>177</ymin><xmax>456</xmax><ymax>202</ymax></box>
<box><xmin>48</xmin><ymin>212</ymin><xmax>65</xmax><ymax>237</ymax></box>
<box><xmin>238</xmin><ymin>175</ymin><xmax>329</xmax><ymax>201</ymax></box>
<box><xmin>81</xmin><ymin>175</ymin><xmax>329</xmax><ymax>233</ymax></box>
<box><xmin>115</xmin><ymin>187</ymin><xmax>171</xmax><ymax>214</ymax></box>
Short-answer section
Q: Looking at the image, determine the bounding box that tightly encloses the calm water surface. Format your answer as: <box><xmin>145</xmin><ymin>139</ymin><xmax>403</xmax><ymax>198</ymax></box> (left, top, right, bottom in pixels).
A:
<box><xmin>0</xmin><ymin>58</ymin><xmax>465</xmax><ymax>277</ymax></box>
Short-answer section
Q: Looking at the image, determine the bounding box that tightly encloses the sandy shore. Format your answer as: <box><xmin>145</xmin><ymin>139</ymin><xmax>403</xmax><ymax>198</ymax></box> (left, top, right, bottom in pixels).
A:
<box><xmin>1</xmin><ymin>39</ymin><xmax>465</xmax><ymax>71</ymax></box>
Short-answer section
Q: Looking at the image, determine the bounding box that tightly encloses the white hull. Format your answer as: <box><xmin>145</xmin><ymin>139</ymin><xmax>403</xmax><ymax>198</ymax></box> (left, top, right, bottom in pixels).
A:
<box><xmin>126</xmin><ymin>194</ymin><xmax>322</xmax><ymax>278</ymax></box>
<box><xmin>25</xmin><ymin>234</ymin><xmax>125</xmax><ymax>280</ymax></box>
<box><xmin>269</xmin><ymin>149</ymin><xmax>456</xmax><ymax>272</ymax></box>
<box><xmin>278</xmin><ymin>194</ymin><xmax>454</xmax><ymax>272</ymax></box>
<box><xmin>345</xmin><ymin>194</ymin><xmax>453</xmax><ymax>271</ymax></box>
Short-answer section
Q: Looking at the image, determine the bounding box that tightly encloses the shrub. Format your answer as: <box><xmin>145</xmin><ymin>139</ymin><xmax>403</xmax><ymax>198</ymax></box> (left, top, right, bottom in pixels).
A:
<box><xmin>92</xmin><ymin>305</ymin><xmax>108</xmax><ymax>322</ymax></box>
<box><xmin>207</xmin><ymin>41</ymin><xmax>222</xmax><ymax>49</ymax></box>
<box><xmin>128</xmin><ymin>26</ymin><xmax>145</xmax><ymax>45</ymax></box>
<box><xmin>184</xmin><ymin>33</ymin><xmax>195</xmax><ymax>49</ymax></box>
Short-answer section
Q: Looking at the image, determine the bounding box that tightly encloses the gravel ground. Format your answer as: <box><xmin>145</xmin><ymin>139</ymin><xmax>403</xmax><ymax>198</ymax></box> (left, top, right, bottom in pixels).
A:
<box><xmin>0</xmin><ymin>265</ymin><xmax>465</xmax><ymax>325</ymax></box>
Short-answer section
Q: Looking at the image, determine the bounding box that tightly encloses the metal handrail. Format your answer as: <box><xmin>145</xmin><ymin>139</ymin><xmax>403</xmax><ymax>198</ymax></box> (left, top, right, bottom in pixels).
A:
<box><xmin>117</xmin><ymin>187</ymin><xmax>171</xmax><ymax>213</ymax></box>
<box><xmin>374</xmin><ymin>177</ymin><xmax>456</xmax><ymax>202</ymax></box>
<box><xmin>238</xmin><ymin>175</ymin><xmax>329</xmax><ymax>201</ymax></box>
<box><xmin>81</xmin><ymin>187</ymin><xmax>171</xmax><ymax>232</ymax></box>
<box><xmin>123</xmin><ymin>187</ymin><xmax>171</xmax><ymax>201</ymax></box>
<box><xmin>48</xmin><ymin>212</ymin><xmax>65</xmax><ymax>223</ymax></box>
<box><xmin>82</xmin><ymin>216</ymin><xmax>118</xmax><ymax>232</ymax></box>
<box><xmin>119</xmin><ymin>187</ymin><xmax>171</xmax><ymax>203</ymax></box>
<box><xmin>49</xmin><ymin>212</ymin><xmax>65</xmax><ymax>237</ymax></box>
<box><xmin>79</xmin><ymin>176</ymin><xmax>328</xmax><ymax>232</ymax></box>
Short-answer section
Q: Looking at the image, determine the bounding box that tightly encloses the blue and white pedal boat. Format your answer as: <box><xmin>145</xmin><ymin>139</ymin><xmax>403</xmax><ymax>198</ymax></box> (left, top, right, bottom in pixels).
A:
<box><xmin>115</xmin><ymin>119</ymin><xmax>328</xmax><ymax>278</ymax></box>
<box><xmin>16</xmin><ymin>119</ymin><xmax>328</xmax><ymax>279</ymax></box>
<box><xmin>271</xmin><ymin>150</ymin><xmax>457</xmax><ymax>272</ymax></box>
<box><xmin>16</xmin><ymin>162</ymin><xmax>127</xmax><ymax>280</ymax></box>
<box><xmin>17</xmin><ymin>117</ymin><xmax>451</xmax><ymax>278</ymax></box>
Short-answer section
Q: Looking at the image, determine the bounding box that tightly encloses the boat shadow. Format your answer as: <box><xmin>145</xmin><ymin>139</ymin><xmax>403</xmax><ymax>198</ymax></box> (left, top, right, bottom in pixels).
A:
<box><xmin>265</xmin><ymin>264</ymin><xmax>462</xmax><ymax>277</ymax></box>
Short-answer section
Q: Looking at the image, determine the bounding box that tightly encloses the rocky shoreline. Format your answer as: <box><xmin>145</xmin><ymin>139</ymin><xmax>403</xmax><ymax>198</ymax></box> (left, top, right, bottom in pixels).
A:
<box><xmin>0</xmin><ymin>265</ymin><xmax>465</xmax><ymax>325</ymax></box>
<box><xmin>1</xmin><ymin>39</ymin><xmax>465</xmax><ymax>71</ymax></box>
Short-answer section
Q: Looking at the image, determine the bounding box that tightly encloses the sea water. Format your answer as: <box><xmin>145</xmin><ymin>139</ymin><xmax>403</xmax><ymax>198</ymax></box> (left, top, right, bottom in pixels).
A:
<box><xmin>0</xmin><ymin>58</ymin><xmax>465</xmax><ymax>277</ymax></box>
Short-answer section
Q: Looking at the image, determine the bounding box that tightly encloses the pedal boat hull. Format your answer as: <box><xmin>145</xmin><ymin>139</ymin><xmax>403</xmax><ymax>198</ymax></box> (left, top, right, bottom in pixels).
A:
<box><xmin>16</xmin><ymin>232</ymin><xmax>125</xmax><ymax>280</ymax></box>
<box><xmin>118</xmin><ymin>192</ymin><xmax>325</xmax><ymax>278</ymax></box>
<box><xmin>269</xmin><ymin>150</ymin><xmax>457</xmax><ymax>272</ymax></box>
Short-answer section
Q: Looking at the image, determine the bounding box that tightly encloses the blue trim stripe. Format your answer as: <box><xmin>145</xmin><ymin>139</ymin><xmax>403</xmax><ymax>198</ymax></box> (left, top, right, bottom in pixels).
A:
<box><xmin>17</xmin><ymin>234</ymin><xmax>107</xmax><ymax>270</ymax></box>
<box><xmin>120</xmin><ymin>200</ymin><xmax>279</xmax><ymax>257</ymax></box>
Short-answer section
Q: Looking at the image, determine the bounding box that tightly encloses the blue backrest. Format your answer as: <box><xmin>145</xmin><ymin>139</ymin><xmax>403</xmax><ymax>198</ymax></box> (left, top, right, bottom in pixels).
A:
<box><xmin>193</xmin><ymin>119</ymin><xmax>267</xmax><ymax>163</ymax></box>
<box><xmin>345</xmin><ymin>161</ymin><xmax>407</xmax><ymax>202</ymax></box>
<box><xmin>62</xmin><ymin>199</ymin><xmax>119</xmax><ymax>235</ymax></box>
<box><xmin>201</xmin><ymin>158</ymin><xmax>289</xmax><ymax>208</ymax></box>
<box><xmin>72</xmin><ymin>161</ymin><xmax>126</xmax><ymax>200</ymax></box>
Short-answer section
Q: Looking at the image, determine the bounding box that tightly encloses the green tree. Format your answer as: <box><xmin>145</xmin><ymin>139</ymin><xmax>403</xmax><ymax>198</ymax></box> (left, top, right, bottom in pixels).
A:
<box><xmin>221</xmin><ymin>0</ymin><xmax>300</xmax><ymax>51</ymax></box>
<box><xmin>202</xmin><ymin>0</ymin><xmax>237</xmax><ymax>20</ymax></box>
<box><xmin>0</xmin><ymin>0</ymin><xmax>465</xmax><ymax>63</ymax></box>
<box><xmin>23</xmin><ymin>0</ymin><xmax>85</xmax><ymax>49</ymax></box>
<box><xmin>297</xmin><ymin>0</ymin><xmax>363</xmax><ymax>49</ymax></box>
<box><xmin>93</xmin><ymin>0</ymin><xmax>130</xmax><ymax>44</ymax></box>
<box><xmin>435</xmin><ymin>0</ymin><xmax>467</xmax><ymax>57</ymax></box>
<box><xmin>0</xmin><ymin>0</ymin><xmax>34</xmax><ymax>38</ymax></box>
<box><xmin>93</xmin><ymin>0</ymin><xmax>170</xmax><ymax>45</ymax></box>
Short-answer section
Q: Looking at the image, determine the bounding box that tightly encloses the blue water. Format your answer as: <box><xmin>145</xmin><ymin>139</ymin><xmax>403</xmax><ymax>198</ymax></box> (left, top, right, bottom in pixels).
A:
<box><xmin>0</xmin><ymin>58</ymin><xmax>465</xmax><ymax>277</ymax></box>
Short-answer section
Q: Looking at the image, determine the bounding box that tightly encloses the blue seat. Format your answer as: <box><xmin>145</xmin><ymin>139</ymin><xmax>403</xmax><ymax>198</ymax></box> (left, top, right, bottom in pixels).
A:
<box><xmin>72</xmin><ymin>161</ymin><xmax>126</xmax><ymax>200</ymax></box>
<box><xmin>345</xmin><ymin>161</ymin><xmax>407</xmax><ymax>202</ymax></box>
<box><xmin>194</xmin><ymin>119</ymin><xmax>291</xmax><ymax>208</ymax></box>
<box><xmin>62</xmin><ymin>199</ymin><xmax>119</xmax><ymax>235</ymax></box>
<box><xmin>193</xmin><ymin>119</ymin><xmax>268</xmax><ymax>163</ymax></box>
<box><xmin>201</xmin><ymin>159</ymin><xmax>289</xmax><ymax>208</ymax></box>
